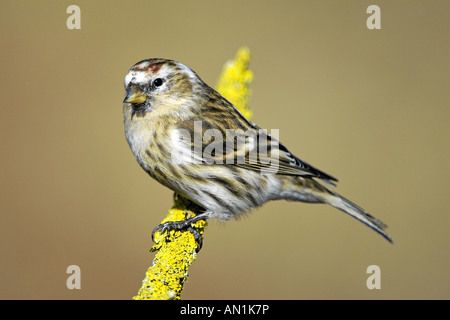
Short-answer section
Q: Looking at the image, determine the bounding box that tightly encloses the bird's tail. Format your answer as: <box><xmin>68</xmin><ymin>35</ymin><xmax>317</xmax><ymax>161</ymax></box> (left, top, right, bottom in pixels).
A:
<box><xmin>323</xmin><ymin>190</ymin><xmax>393</xmax><ymax>243</ymax></box>
<box><xmin>280</xmin><ymin>176</ymin><xmax>393</xmax><ymax>243</ymax></box>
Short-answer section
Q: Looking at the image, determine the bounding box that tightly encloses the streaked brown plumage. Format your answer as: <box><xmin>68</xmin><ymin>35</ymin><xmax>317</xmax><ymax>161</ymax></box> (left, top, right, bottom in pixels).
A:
<box><xmin>123</xmin><ymin>58</ymin><xmax>393</xmax><ymax>245</ymax></box>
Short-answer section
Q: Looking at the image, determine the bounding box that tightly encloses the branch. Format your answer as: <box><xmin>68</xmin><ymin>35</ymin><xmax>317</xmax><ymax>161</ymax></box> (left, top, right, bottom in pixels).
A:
<box><xmin>133</xmin><ymin>47</ymin><xmax>253</xmax><ymax>300</ymax></box>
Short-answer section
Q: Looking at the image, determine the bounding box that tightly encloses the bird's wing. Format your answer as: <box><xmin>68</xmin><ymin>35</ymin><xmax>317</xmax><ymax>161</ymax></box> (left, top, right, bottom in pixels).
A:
<box><xmin>234</xmin><ymin>128</ymin><xmax>338</xmax><ymax>185</ymax></box>
<box><xmin>173</xmin><ymin>113</ymin><xmax>338</xmax><ymax>186</ymax></box>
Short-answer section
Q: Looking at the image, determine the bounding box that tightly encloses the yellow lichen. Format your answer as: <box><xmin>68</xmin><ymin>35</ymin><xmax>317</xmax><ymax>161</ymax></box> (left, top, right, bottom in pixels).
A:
<box><xmin>133</xmin><ymin>47</ymin><xmax>253</xmax><ymax>300</ymax></box>
<box><xmin>216</xmin><ymin>47</ymin><xmax>253</xmax><ymax>120</ymax></box>
<box><xmin>133</xmin><ymin>195</ymin><xmax>206</xmax><ymax>300</ymax></box>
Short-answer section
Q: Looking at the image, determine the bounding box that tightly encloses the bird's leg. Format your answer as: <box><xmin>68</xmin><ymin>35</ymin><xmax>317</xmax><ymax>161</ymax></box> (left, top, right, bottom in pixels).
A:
<box><xmin>151</xmin><ymin>212</ymin><xmax>210</xmax><ymax>251</ymax></box>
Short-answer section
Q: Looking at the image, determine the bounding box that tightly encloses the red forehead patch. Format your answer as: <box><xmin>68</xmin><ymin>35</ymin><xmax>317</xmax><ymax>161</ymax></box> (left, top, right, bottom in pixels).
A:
<box><xmin>130</xmin><ymin>59</ymin><xmax>167</xmax><ymax>81</ymax></box>
<box><xmin>132</xmin><ymin>62</ymin><xmax>163</xmax><ymax>76</ymax></box>
<box><xmin>149</xmin><ymin>63</ymin><xmax>162</xmax><ymax>74</ymax></box>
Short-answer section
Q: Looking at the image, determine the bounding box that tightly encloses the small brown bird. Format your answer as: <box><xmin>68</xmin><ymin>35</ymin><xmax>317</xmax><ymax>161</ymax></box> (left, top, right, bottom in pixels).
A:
<box><xmin>123</xmin><ymin>58</ymin><xmax>392</xmax><ymax>245</ymax></box>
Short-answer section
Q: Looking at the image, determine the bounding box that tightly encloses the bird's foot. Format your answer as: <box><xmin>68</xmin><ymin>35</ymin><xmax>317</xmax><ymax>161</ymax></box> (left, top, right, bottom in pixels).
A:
<box><xmin>151</xmin><ymin>213</ymin><xmax>209</xmax><ymax>252</ymax></box>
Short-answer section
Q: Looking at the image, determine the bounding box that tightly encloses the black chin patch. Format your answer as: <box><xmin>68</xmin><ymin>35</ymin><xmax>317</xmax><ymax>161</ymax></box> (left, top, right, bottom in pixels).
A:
<box><xmin>130</xmin><ymin>102</ymin><xmax>150</xmax><ymax>119</ymax></box>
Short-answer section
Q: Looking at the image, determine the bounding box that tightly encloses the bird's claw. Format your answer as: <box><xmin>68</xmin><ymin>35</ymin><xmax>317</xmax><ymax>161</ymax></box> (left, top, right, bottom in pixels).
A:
<box><xmin>151</xmin><ymin>219</ymin><xmax>204</xmax><ymax>252</ymax></box>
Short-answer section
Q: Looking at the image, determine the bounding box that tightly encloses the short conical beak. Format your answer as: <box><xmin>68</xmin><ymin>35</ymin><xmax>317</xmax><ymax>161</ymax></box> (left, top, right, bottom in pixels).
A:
<box><xmin>123</xmin><ymin>91</ymin><xmax>147</xmax><ymax>104</ymax></box>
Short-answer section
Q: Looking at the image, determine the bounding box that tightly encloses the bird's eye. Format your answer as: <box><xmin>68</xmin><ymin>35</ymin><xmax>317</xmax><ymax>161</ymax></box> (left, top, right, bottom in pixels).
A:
<box><xmin>153</xmin><ymin>78</ymin><xmax>163</xmax><ymax>87</ymax></box>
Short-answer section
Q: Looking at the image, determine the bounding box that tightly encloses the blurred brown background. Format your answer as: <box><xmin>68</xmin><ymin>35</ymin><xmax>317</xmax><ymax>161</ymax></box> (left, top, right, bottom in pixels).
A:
<box><xmin>0</xmin><ymin>0</ymin><xmax>448</xmax><ymax>299</ymax></box>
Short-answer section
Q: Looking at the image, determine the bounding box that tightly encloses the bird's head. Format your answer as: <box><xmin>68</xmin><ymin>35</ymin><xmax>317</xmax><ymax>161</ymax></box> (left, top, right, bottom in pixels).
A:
<box><xmin>123</xmin><ymin>58</ymin><xmax>202</xmax><ymax>118</ymax></box>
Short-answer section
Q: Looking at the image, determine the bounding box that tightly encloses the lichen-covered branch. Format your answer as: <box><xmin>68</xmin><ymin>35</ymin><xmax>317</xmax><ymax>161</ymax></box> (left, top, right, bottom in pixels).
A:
<box><xmin>133</xmin><ymin>47</ymin><xmax>253</xmax><ymax>300</ymax></box>
<box><xmin>133</xmin><ymin>195</ymin><xmax>206</xmax><ymax>300</ymax></box>
<box><xmin>216</xmin><ymin>47</ymin><xmax>253</xmax><ymax>119</ymax></box>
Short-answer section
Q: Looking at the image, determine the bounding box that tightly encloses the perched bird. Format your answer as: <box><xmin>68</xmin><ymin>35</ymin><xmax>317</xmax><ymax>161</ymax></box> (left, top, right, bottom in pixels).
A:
<box><xmin>123</xmin><ymin>58</ymin><xmax>392</xmax><ymax>246</ymax></box>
